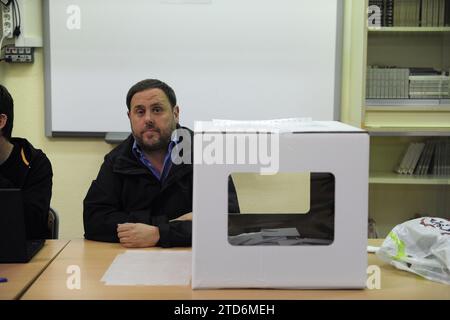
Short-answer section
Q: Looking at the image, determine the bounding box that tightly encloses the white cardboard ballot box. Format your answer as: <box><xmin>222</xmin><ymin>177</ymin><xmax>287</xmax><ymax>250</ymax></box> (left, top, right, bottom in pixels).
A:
<box><xmin>192</xmin><ymin>120</ymin><xmax>369</xmax><ymax>289</ymax></box>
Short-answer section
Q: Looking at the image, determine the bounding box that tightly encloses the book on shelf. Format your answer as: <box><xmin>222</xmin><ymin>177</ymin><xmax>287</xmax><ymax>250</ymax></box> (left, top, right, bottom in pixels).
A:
<box><xmin>432</xmin><ymin>140</ymin><xmax>441</xmax><ymax>175</ymax></box>
<box><xmin>386</xmin><ymin>0</ymin><xmax>395</xmax><ymax>26</ymax></box>
<box><xmin>423</xmin><ymin>0</ymin><xmax>443</xmax><ymax>26</ymax></box>
<box><xmin>366</xmin><ymin>66</ymin><xmax>450</xmax><ymax>101</ymax></box>
<box><xmin>420</xmin><ymin>140</ymin><xmax>435</xmax><ymax>174</ymax></box>
<box><xmin>446</xmin><ymin>0</ymin><xmax>450</xmax><ymax>26</ymax></box>
<box><xmin>368</xmin><ymin>0</ymin><xmax>450</xmax><ymax>27</ymax></box>
<box><xmin>366</xmin><ymin>66</ymin><xmax>411</xmax><ymax>99</ymax></box>
<box><xmin>440</xmin><ymin>0</ymin><xmax>446</xmax><ymax>26</ymax></box>
<box><xmin>368</xmin><ymin>0</ymin><xmax>384</xmax><ymax>27</ymax></box>
<box><xmin>434</xmin><ymin>139</ymin><xmax>450</xmax><ymax>175</ymax></box>
<box><xmin>396</xmin><ymin>142</ymin><xmax>425</xmax><ymax>174</ymax></box>
<box><xmin>396</xmin><ymin>139</ymin><xmax>450</xmax><ymax>176</ymax></box>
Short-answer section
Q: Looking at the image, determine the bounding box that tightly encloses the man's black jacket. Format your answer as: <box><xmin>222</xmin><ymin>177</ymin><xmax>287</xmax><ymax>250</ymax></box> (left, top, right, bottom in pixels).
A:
<box><xmin>0</xmin><ymin>138</ymin><xmax>53</xmax><ymax>239</ymax></box>
<box><xmin>83</xmin><ymin>127</ymin><xmax>239</xmax><ymax>247</ymax></box>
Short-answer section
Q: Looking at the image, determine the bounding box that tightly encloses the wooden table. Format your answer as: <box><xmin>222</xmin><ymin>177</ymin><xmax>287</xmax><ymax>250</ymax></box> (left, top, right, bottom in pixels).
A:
<box><xmin>0</xmin><ymin>240</ymin><xmax>69</xmax><ymax>300</ymax></box>
<box><xmin>21</xmin><ymin>239</ymin><xmax>450</xmax><ymax>300</ymax></box>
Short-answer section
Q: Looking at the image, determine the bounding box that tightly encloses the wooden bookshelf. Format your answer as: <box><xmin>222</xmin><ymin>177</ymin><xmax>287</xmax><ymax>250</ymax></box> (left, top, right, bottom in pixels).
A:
<box><xmin>368</xmin><ymin>27</ymin><xmax>450</xmax><ymax>32</ymax></box>
<box><xmin>370</xmin><ymin>171</ymin><xmax>450</xmax><ymax>184</ymax></box>
<box><xmin>342</xmin><ymin>0</ymin><xmax>450</xmax><ymax>237</ymax></box>
<box><xmin>367</xmin><ymin>127</ymin><xmax>450</xmax><ymax>136</ymax></box>
<box><xmin>366</xmin><ymin>105</ymin><xmax>450</xmax><ymax>112</ymax></box>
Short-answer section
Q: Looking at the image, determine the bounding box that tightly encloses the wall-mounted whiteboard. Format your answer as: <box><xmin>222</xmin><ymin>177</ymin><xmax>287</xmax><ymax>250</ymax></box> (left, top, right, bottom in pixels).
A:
<box><xmin>44</xmin><ymin>0</ymin><xmax>343</xmax><ymax>136</ymax></box>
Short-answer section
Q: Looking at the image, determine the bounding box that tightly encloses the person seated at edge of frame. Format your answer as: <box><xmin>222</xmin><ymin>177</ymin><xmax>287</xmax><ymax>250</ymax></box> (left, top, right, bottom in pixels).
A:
<box><xmin>83</xmin><ymin>79</ymin><xmax>239</xmax><ymax>248</ymax></box>
<box><xmin>0</xmin><ymin>84</ymin><xmax>53</xmax><ymax>239</ymax></box>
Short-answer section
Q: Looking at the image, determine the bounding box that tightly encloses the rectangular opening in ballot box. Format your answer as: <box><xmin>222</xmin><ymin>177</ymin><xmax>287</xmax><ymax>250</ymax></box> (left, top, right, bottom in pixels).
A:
<box><xmin>192</xmin><ymin>120</ymin><xmax>369</xmax><ymax>289</ymax></box>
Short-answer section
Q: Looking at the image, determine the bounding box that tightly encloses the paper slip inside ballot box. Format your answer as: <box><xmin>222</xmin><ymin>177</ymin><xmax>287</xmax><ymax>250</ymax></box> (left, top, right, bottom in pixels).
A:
<box><xmin>101</xmin><ymin>251</ymin><xmax>191</xmax><ymax>286</ymax></box>
<box><xmin>228</xmin><ymin>228</ymin><xmax>302</xmax><ymax>246</ymax></box>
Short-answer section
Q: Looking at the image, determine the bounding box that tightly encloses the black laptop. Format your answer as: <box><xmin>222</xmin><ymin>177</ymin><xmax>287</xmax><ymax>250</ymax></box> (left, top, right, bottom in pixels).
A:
<box><xmin>0</xmin><ymin>189</ymin><xmax>45</xmax><ymax>263</ymax></box>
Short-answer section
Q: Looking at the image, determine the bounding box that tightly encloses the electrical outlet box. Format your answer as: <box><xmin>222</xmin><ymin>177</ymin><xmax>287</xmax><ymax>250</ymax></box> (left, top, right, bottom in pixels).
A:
<box><xmin>4</xmin><ymin>46</ymin><xmax>34</xmax><ymax>63</ymax></box>
<box><xmin>1</xmin><ymin>3</ymin><xmax>13</xmax><ymax>38</ymax></box>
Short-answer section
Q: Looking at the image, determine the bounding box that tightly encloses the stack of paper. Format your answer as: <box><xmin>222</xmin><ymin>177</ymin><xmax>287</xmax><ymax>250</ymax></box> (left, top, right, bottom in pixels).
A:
<box><xmin>228</xmin><ymin>228</ymin><xmax>332</xmax><ymax>246</ymax></box>
<box><xmin>101</xmin><ymin>251</ymin><xmax>191</xmax><ymax>286</ymax></box>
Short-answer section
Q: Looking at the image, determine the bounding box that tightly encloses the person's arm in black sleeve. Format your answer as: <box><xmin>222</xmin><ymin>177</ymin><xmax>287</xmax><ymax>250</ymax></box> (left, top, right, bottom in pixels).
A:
<box><xmin>154</xmin><ymin>176</ymin><xmax>241</xmax><ymax>246</ymax></box>
<box><xmin>156</xmin><ymin>219</ymin><xmax>192</xmax><ymax>248</ymax></box>
<box><xmin>22</xmin><ymin>153</ymin><xmax>53</xmax><ymax>239</ymax></box>
<box><xmin>83</xmin><ymin>157</ymin><xmax>152</xmax><ymax>243</ymax></box>
<box><xmin>0</xmin><ymin>174</ymin><xmax>14</xmax><ymax>188</ymax></box>
<box><xmin>154</xmin><ymin>176</ymin><xmax>239</xmax><ymax>247</ymax></box>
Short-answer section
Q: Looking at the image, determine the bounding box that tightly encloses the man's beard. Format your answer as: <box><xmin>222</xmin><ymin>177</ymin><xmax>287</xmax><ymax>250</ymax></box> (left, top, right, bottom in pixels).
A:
<box><xmin>135</xmin><ymin>133</ymin><xmax>170</xmax><ymax>153</ymax></box>
<box><xmin>134</xmin><ymin>123</ymin><xmax>176</xmax><ymax>153</ymax></box>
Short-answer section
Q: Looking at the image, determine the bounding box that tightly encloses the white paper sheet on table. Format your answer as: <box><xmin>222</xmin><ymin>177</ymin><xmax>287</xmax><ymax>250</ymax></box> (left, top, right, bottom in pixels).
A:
<box><xmin>101</xmin><ymin>251</ymin><xmax>192</xmax><ymax>286</ymax></box>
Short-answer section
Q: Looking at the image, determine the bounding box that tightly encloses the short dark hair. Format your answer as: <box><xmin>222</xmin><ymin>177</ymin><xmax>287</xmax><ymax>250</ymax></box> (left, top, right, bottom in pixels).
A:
<box><xmin>126</xmin><ymin>79</ymin><xmax>177</xmax><ymax>110</ymax></box>
<box><xmin>0</xmin><ymin>85</ymin><xmax>14</xmax><ymax>140</ymax></box>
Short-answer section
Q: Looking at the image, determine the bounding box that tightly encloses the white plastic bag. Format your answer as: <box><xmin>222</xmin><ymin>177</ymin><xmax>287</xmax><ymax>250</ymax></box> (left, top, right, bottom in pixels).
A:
<box><xmin>376</xmin><ymin>217</ymin><xmax>450</xmax><ymax>285</ymax></box>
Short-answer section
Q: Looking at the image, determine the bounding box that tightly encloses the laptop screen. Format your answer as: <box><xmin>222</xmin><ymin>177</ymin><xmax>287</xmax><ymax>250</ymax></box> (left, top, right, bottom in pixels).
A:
<box><xmin>0</xmin><ymin>189</ymin><xmax>44</xmax><ymax>263</ymax></box>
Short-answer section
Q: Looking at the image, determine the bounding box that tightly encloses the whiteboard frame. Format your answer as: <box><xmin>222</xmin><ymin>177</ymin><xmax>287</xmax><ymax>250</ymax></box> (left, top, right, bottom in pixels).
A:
<box><xmin>43</xmin><ymin>0</ymin><xmax>344</xmax><ymax>138</ymax></box>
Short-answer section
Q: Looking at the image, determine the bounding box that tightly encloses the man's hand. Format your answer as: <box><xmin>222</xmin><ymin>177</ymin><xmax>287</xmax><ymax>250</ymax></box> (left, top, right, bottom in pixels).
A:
<box><xmin>117</xmin><ymin>223</ymin><xmax>160</xmax><ymax>248</ymax></box>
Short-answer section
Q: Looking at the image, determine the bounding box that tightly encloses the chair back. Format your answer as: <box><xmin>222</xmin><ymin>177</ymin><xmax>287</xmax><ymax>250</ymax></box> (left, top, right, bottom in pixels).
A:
<box><xmin>48</xmin><ymin>207</ymin><xmax>59</xmax><ymax>239</ymax></box>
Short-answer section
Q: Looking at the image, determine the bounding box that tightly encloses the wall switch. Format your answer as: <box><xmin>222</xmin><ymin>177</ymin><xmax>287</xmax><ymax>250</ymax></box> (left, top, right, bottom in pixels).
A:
<box><xmin>4</xmin><ymin>46</ymin><xmax>34</xmax><ymax>63</ymax></box>
<box><xmin>1</xmin><ymin>3</ymin><xmax>13</xmax><ymax>38</ymax></box>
